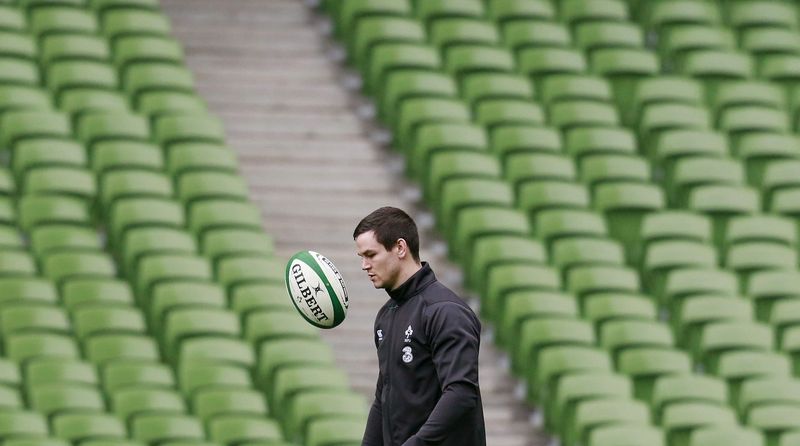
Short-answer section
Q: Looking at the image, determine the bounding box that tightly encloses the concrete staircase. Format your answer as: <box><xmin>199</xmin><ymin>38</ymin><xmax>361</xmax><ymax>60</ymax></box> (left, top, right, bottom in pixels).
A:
<box><xmin>161</xmin><ymin>1</ymin><xmax>549</xmax><ymax>445</ymax></box>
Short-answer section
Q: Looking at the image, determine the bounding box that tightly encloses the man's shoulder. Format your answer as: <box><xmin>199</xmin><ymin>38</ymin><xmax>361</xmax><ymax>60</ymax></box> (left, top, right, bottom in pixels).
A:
<box><xmin>419</xmin><ymin>281</ymin><xmax>476</xmax><ymax>315</ymax></box>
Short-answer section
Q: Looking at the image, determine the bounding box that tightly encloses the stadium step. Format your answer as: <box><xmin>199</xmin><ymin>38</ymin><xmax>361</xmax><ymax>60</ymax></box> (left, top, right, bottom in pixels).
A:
<box><xmin>161</xmin><ymin>1</ymin><xmax>549</xmax><ymax>445</ymax></box>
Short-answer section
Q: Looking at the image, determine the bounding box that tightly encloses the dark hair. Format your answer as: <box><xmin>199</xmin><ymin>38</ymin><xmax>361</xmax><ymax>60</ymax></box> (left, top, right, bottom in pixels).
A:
<box><xmin>353</xmin><ymin>206</ymin><xmax>420</xmax><ymax>261</ymax></box>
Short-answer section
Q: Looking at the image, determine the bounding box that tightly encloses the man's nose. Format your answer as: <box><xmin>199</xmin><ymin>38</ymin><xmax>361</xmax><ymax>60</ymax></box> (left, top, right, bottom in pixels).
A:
<box><xmin>361</xmin><ymin>259</ymin><xmax>369</xmax><ymax>270</ymax></box>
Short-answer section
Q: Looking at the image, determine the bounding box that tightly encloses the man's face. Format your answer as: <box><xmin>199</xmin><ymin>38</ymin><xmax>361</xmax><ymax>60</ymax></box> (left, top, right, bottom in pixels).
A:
<box><xmin>355</xmin><ymin>230</ymin><xmax>401</xmax><ymax>290</ymax></box>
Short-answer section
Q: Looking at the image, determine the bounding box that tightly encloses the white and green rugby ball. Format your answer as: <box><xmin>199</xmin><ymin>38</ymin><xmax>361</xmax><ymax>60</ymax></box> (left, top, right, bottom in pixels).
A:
<box><xmin>285</xmin><ymin>250</ymin><xmax>349</xmax><ymax>329</ymax></box>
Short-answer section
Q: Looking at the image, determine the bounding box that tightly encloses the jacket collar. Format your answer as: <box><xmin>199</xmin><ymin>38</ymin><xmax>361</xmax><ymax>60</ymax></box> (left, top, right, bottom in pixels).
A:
<box><xmin>387</xmin><ymin>262</ymin><xmax>436</xmax><ymax>304</ymax></box>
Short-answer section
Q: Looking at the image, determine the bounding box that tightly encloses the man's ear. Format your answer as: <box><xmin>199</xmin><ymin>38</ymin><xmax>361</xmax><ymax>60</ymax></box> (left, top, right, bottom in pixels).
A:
<box><xmin>396</xmin><ymin>238</ymin><xmax>408</xmax><ymax>259</ymax></box>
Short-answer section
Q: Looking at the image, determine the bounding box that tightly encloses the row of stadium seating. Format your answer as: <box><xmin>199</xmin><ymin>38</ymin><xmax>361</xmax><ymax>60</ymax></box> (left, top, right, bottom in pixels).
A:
<box><xmin>322</xmin><ymin>0</ymin><xmax>800</xmax><ymax>445</ymax></box>
<box><xmin>0</xmin><ymin>1</ymin><xmax>368</xmax><ymax>445</ymax></box>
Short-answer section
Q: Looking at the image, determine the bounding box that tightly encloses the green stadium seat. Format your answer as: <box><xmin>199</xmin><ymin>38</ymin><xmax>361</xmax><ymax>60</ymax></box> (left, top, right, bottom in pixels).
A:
<box><xmin>449</xmin><ymin>202</ymin><xmax>529</xmax><ymax>257</ymax></box>
<box><xmin>547</xmin><ymin>99</ymin><xmax>620</xmax><ymax>130</ymax></box>
<box><xmin>208</xmin><ymin>416</ymin><xmax>283</xmax><ymax>446</ymax></box>
<box><xmin>0</xmin><ymin>31</ymin><xmax>35</xmax><ymax>61</ymax></box>
<box><xmin>590</xmin><ymin>48</ymin><xmax>659</xmax><ymax>108</ymax></box>
<box><xmin>504</xmin><ymin>152</ymin><xmax>576</xmax><ymax>194</ymax></box>
<box><xmin>59</xmin><ymin>90</ymin><xmax>130</xmax><ymax>119</ymax></box>
<box><xmin>40</xmin><ymin>35</ymin><xmax>110</xmax><ymax>65</ymax></box>
<box><xmin>131</xmin><ymin>414</ymin><xmax>204</xmax><ymax>445</ymax></box>
<box><xmin>535</xmin><ymin>208</ymin><xmax>608</xmax><ymax>251</ymax></box>
<box><xmin>6</xmin><ymin>332</ymin><xmax>79</xmax><ymax>364</ymax></box>
<box><xmin>517</xmin><ymin>181</ymin><xmax>589</xmax><ymax>223</ymax></box>
<box><xmin>194</xmin><ymin>387</ymin><xmax>266</xmax><ymax>423</ymax></box>
<box><xmin>73</xmin><ymin>306</ymin><xmax>146</xmax><ymax>341</ymax></box>
<box><xmin>0</xmin><ymin>58</ymin><xmax>40</xmax><ymax>86</ymax></box>
<box><xmin>100</xmin><ymin>170</ymin><xmax>172</xmax><ymax>212</ymax></box>
<box><xmin>575</xmin><ymin>22</ymin><xmax>644</xmax><ymax>55</ymax></box>
<box><xmin>91</xmin><ymin>140</ymin><xmax>163</xmax><ymax>174</ymax></box>
<box><xmin>102</xmin><ymin>361</ymin><xmax>175</xmax><ymax>394</ymax></box>
<box><xmin>0</xmin><ymin>250</ymin><xmax>35</xmax><ymax>277</ymax></box>
<box><xmin>256</xmin><ymin>339</ymin><xmax>335</xmax><ymax>394</ymax></box>
<box><xmin>46</xmin><ymin>61</ymin><xmax>119</xmax><ymax>102</ymax></box>
<box><xmin>25</xmin><ymin>358</ymin><xmax>98</xmax><ymax>390</ymax></box>
<box><xmin>43</xmin><ymin>252</ymin><xmax>115</xmax><ymax>287</ymax></box>
<box><xmin>677</xmin><ymin>295</ymin><xmax>753</xmax><ymax>350</ymax></box>
<box><xmin>484</xmin><ymin>263</ymin><xmax>560</xmax><ymax>321</ymax></box>
<box><xmin>188</xmin><ymin>200</ymin><xmax>263</xmax><ymax>237</ymax></box>
<box><xmin>638</xmin><ymin>103</ymin><xmax>711</xmax><ymax>151</ymax></box>
<box><xmin>0</xmin><ymin>305</ymin><xmax>70</xmax><ymax>336</ymax></box>
<box><xmin>663</xmin><ymin>268</ymin><xmax>738</xmax><ymax>315</ymax></box>
<box><xmin>727</xmin><ymin>1</ymin><xmax>797</xmax><ymax>31</ymax></box>
<box><xmin>230</xmin><ymin>284</ymin><xmax>294</xmax><ymax>318</ymax></box>
<box><xmin>76</xmin><ymin>112</ymin><xmax>149</xmax><ymax>149</ymax></box>
<box><xmin>29</xmin><ymin>8</ymin><xmax>98</xmax><ymax>39</ymax></box>
<box><xmin>668</xmin><ymin>157</ymin><xmax>745</xmax><ymax>206</ymax></box>
<box><xmin>395</xmin><ymin>97</ymin><xmax>470</xmax><ymax>150</ymax></box>
<box><xmin>136</xmin><ymin>91</ymin><xmax>207</xmax><ymax>118</ymax></box>
<box><xmin>712</xmin><ymin>81</ymin><xmax>785</xmax><ymax>114</ymax></box>
<box><xmin>725</xmin><ymin>242</ymin><xmax>797</xmax><ymax>292</ymax></box>
<box><xmin>541</xmin><ymin>74</ymin><xmax>612</xmax><ymax>107</ymax></box>
<box><xmin>679</xmin><ymin>50</ymin><xmax>753</xmax><ymax>98</ymax></box>
<box><xmin>739</xmin><ymin>378</ymin><xmax>800</xmax><ymax>420</ymax></box>
<box><xmin>646</xmin><ymin>0</ymin><xmax>721</xmax><ymax>34</ymax></box>
<box><xmin>642</xmin><ymin>240</ymin><xmax>717</xmax><ymax>297</ymax></box>
<box><xmin>488</xmin><ymin>0</ymin><xmax>555</xmax><ymax>24</ymax></box>
<box><xmin>758</xmin><ymin>54</ymin><xmax>800</xmax><ymax>90</ymax></box>
<box><xmin>552</xmin><ymin>237</ymin><xmax>624</xmax><ymax>282</ymax></box>
<box><xmin>176</xmin><ymin>171</ymin><xmax>248</xmax><ymax>207</ymax></box>
<box><xmin>513</xmin><ymin>317</ymin><xmax>594</xmax><ymax>378</ymax></box>
<box><xmin>101</xmin><ymin>9</ymin><xmax>170</xmax><ymax>41</ymax></box>
<box><xmin>501</xmin><ymin>20</ymin><xmax>570</xmax><ymax>54</ymax></box>
<box><xmin>149</xmin><ymin>281</ymin><xmax>225</xmax><ymax>333</ymax></box>
<box><xmin>474</xmin><ymin>98</ymin><xmax>544</xmax><ymax>132</ymax></box>
<box><xmin>759</xmin><ymin>160</ymin><xmax>800</xmax><ymax>208</ymax></box>
<box><xmin>0</xmin><ymin>6</ymin><xmax>25</xmax><ymax>33</ymax></box>
<box><xmin>438</xmin><ymin>178</ymin><xmax>514</xmax><ymax>231</ymax></box>
<box><xmin>429</xmin><ymin>18</ymin><xmax>499</xmax><ymax>50</ymax></box>
<box><xmin>285</xmin><ymin>390</ymin><xmax>367</xmax><ymax>442</ymax></box>
<box><xmin>732</xmin><ymin>133</ymin><xmax>800</xmax><ymax>187</ymax></box>
<box><xmin>718</xmin><ymin>107</ymin><xmax>790</xmax><ymax>143</ymax></box>
<box><xmin>178</xmin><ymin>361</ymin><xmax>251</xmax><ymax>398</ymax></box>
<box><xmin>0</xmin><ymin>410</ymin><xmax>48</xmax><ymax>439</ymax></box>
<box><xmin>659</xmin><ymin>26</ymin><xmax>735</xmax><ymax>66</ymax></box>
<box><xmin>467</xmin><ymin>233</ymin><xmax>545</xmax><ymax>292</ymax></box>
<box><xmin>589</xmin><ymin>425</ymin><xmax>665</xmax><ymax>446</ymax></box>
<box><xmin>352</xmin><ymin>17</ymin><xmax>424</xmax><ymax>71</ymax></box>
<box><xmin>29</xmin><ymin>384</ymin><xmax>106</xmax><ymax>418</ymax></box>
<box><xmin>136</xmin><ymin>254</ymin><xmax>211</xmax><ymax>302</ymax></box>
<box><xmin>517</xmin><ymin>47</ymin><xmax>587</xmax><ymax>86</ymax></box>
<box><xmin>22</xmin><ymin>167</ymin><xmax>96</xmax><ymax>201</ymax></box>
<box><xmin>61</xmin><ymin>278</ymin><xmax>134</xmax><ymax>313</ymax></box>
<box><xmin>90</xmin><ymin>0</ymin><xmax>160</xmax><ymax>12</ymax></box>
<box><xmin>490</xmin><ymin>125</ymin><xmax>563</xmax><ymax>160</ymax></box>
<box><xmin>112</xmin><ymin>387</ymin><xmax>186</xmax><ymax>425</ymax></box>
<box><xmin>688</xmin><ymin>184</ymin><xmax>760</xmax><ymax>247</ymax></box>
<box><xmin>123</xmin><ymin>64</ymin><xmax>194</xmax><ymax>107</ymax></box>
<box><xmin>549</xmin><ymin>372</ymin><xmax>631</xmax><ymax>434</ymax></box>
<box><xmin>747</xmin><ymin>270</ymin><xmax>800</xmax><ymax>322</ymax></box>
<box><xmin>499</xmin><ymin>290</ymin><xmax>577</xmax><ymax>349</ymax></box>
<box><xmin>565</xmin><ymin>127</ymin><xmax>637</xmax><ymax>165</ymax></box>
<box><xmin>200</xmin><ymin>229</ymin><xmax>273</xmax><ymax>266</ymax></box>
<box><xmin>415</xmin><ymin>0</ymin><xmax>484</xmax><ymax>29</ymax></box>
<box><xmin>425</xmin><ymin>151</ymin><xmax>501</xmax><ymax>204</ymax></box>
<box><xmin>532</xmin><ymin>345</ymin><xmax>612</xmax><ymax>406</ymax></box>
<box><xmin>178</xmin><ymin>336</ymin><xmax>254</xmax><ymax>370</ymax></box>
<box><xmin>559</xmin><ymin>0</ymin><xmax>629</xmax><ymax>27</ymax></box>
<box><xmin>741</xmin><ymin>28</ymin><xmax>800</xmax><ymax>60</ymax></box>
<box><xmin>443</xmin><ymin>45</ymin><xmax>515</xmax><ymax>82</ymax></box>
<box><xmin>0</xmin><ymin>226</ymin><xmax>23</xmax><ymax>251</ymax></box>
<box><xmin>583</xmin><ymin>293</ymin><xmax>657</xmax><ymax>331</ymax></box>
<box><xmin>580</xmin><ymin>155</ymin><xmax>650</xmax><ymax>192</ymax></box>
<box><xmin>617</xmin><ymin>348</ymin><xmax>692</xmax><ymax>400</ymax></box>
<box><xmin>7</xmin><ymin>439</ymin><xmax>71</xmax><ymax>446</ymax></box>
<box><xmin>216</xmin><ymin>255</ymin><xmax>281</xmax><ymax>291</ymax></box>
<box><xmin>305</xmin><ymin>418</ymin><xmax>365</xmax><ymax>446</ymax></box>
<box><xmin>379</xmin><ymin>71</ymin><xmax>455</xmax><ymax>123</ymax></box>
<box><xmin>0</xmin><ymin>110</ymin><xmax>71</xmax><ymax>149</ymax></box>
<box><xmin>153</xmin><ymin>114</ymin><xmax>224</xmax><ymax>149</ymax></box>
<box><xmin>0</xmin><ymin>277</ymin><xmax>57</xmax><ymax>308</ymax></box>
<box><xmin>746</xmin><ymin>404</ymin><xmax>800</xmax><ymax>446</ymax></box>
<box><xmin>272</xmin><ymin>365</ymin><xmax>349</xmax><ymax>412</ymax></box>
<box><xmin>0</xmin><ymin>86</ymin><xmax>52</xmax><ymax>115</ymax></box>
<box><xmin>593</xmin><ymin>182</ymin><xmax>664</xmax><ymax>257</ymax></box>
<box><xmin>163</xmin><ymin>308</ymin><xmax>240</xmax><ymax>359</ymax></box>
<box><xmin>113</xmin><ymin>36</ymin><xmax>183</xmax><ymax>71</ymax></box>
<box><xmin>570</xmin><ymin>398</ymin><xmax>650</xmax><ymax>446</ymax></box>
<box><xmin>109</xmin><ymin>197</ymin><xmax>185</xmax><ymax>246</ymax></box>
<box><xmin>566</xmin><ymin>265</ymin><xmax>640</xmax><ymax>309</ymax></box>
<box><xmin>166</xmin><ymin>143</ymin><xmax>236</xmax><ymax>177</ymax></box>
<box><xmin>600</xmin><ymin>319</ymin><xmax>674</xmax><ymax>362</ymax></box>
<box><xmin>698</xmin><ymin>321</ymin><xmax>773</xmax><ymax>370</ymax></box>
<box><xmin>652</xmin><ymin>374</ymin><xmax>728</xmax><ymax>422</ymax></box>
<box><xmin>84</xmin><ymin>334</ymin><xmax>160</xmax><ymax>366</ymax></box>
<box><xmin>628</xmin><ymin>75</ymin><xmax>703</xmax><ymax>126</ymax></box>
<box><xmin>366</xmin><ymin>44</ymin><xmax>440</xmax><ymax>95</ymax></box>
<box><xmin>661</xmin><ymin>402</ymin><xmax>737</xmax><ymax>446</ymax></box>
<box><xmin>690</xmin><ymin>426</ymin><xmax>764</xmax><ymax>446</ymax></box>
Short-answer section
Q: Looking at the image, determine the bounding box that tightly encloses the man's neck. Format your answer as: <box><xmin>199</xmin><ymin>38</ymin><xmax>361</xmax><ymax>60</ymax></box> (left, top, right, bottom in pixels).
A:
<box><xmin>390</xmin><ymin>262</ymin><xmax>423</xmax><ymax>291</ymax></box>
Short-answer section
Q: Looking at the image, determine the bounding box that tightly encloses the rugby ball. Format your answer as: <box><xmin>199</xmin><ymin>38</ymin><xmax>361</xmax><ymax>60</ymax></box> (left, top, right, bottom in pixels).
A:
<box><xmin>285</xmin><ymin>250</ymin><xmax>349</xmax><ymax>329</ymax></box>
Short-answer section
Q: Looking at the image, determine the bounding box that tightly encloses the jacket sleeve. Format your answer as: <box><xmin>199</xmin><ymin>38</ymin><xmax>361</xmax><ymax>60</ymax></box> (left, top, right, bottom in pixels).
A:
<box><xmin>362</xmin><ymin>371</ymin><xmax>384</xmax><ymax>446</ymax></box>
<box><xmin>403</xmin><ymin>302</ymin><xmax>481</xmax><ymax>445</ymax></box>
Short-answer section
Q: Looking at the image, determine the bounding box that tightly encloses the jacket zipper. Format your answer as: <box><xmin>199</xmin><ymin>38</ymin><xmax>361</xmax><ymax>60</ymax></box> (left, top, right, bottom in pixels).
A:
<box><xmin>385</xmin><ymin>302</ymin><xmax>398</xmax><ymax>444</ymax></box>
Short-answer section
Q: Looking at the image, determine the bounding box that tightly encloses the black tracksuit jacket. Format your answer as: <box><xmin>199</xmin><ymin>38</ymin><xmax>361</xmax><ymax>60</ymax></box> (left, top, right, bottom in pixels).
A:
<box><xmin>362</xmin><ymin>263</ymin><xmax>486</xmax><ymax>446</ymax></box>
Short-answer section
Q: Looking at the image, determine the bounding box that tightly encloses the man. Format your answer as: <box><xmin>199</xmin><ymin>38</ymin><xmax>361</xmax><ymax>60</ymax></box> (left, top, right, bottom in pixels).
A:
<box><xmin>353</xmin><ymin>206</ymin><xmax>486</xmax><ymax>446</ymax></box>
